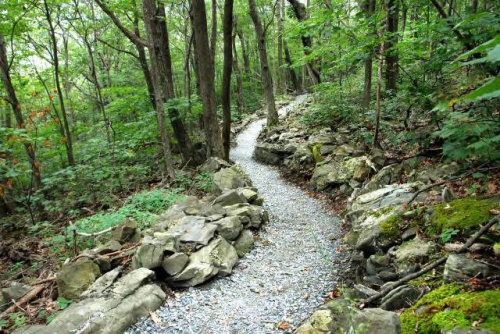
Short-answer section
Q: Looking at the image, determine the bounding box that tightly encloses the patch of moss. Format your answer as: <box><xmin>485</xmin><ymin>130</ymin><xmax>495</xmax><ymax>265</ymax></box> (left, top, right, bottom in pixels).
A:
<box><xmin>401</xmin><ymin>284</ymin><xmax>500</xmax><ymax>333</ymax></box>
<box><xmin>428</xmin><ymin>198</ymin><xmax>500</xmax><ymax>234</ymax></box>
<box><xmin>311</xmin><ymin>144</ymin><xmax>324</xmax><ymax>163</ymax></box>
<box><xmin>379</xmin><ymin>214</ymin><xmax>405</xmax><ymax>239</ymax></box>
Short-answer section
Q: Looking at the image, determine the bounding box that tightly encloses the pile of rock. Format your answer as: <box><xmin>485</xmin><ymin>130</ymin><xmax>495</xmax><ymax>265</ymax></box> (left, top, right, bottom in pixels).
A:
<box><xmin>13</xmin><ymin>161</ymin><xmax>269</xmax><ymax>334</ymax></box>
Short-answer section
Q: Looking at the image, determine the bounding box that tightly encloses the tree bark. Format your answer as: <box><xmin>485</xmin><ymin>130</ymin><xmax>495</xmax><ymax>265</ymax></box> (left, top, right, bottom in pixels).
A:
<box><xmin>287</xmin><ymin>0</ymin><xmax>321</xmax><ymax>85</ymax></box>
<box><xmin>43</xmin><ymin>0</ymin><xmax>75</xmax><ymax>166</ymax></box>
<box><xmin>284</xmin><ymin>39</ymin><xmax>302</xmax><ymax>94</ymax></box>
<box><xmin>385</xmin><ymin>0</ymin><xmax>399</xmax><ymax>93</ymax></box>
<box><xmin>142</xmin><ymin>0</ymin><xmax>176</xmax><ymax>179</ymax></box>
<box><xmin>232</xmin><ymin>32</ymin><xmax>246</xmax><ymax>113</ymax></box>
<box><xmin>248</xmin><ymin>0</ymin><xmax>278</xmax><ymax>126</ymax></box>
<box><xmin>276</xmin><ymin>0</ymin><xmax>285</xmax><ymax>94</ymax></box>
<box><xmin>0</xmin><ymin>35</ymin><xmax>42</xmax><ymax>188</ymax></box>
<box><xmin>210</xmin><ymin>0</ymin><xmax>217</xmax><ymax>71</ymax></box>
<box><xmin>190</xmin><ymin>0</ymin><xmax>224</xmax><ymax>158</ymax></box>
<box><xmin>221</xmin><ymin>0</ymin><xmax>234</xmax><ymax>161</ymax></box>
<box><xmin>235</xmin><ymin>20</ymin><xmax>250</xmax><ymax>74</ymax></box>
<box><xmin>361</xmin><ymin>0</ymin><xmax>376</xmax><ymax>108</ymax></box>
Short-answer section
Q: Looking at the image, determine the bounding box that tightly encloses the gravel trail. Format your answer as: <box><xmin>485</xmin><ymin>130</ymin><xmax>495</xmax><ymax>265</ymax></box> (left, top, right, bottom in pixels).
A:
<box><xmin>127</xmin><ymin>96</ymin><xmax>344</xmax><ymax>333</ymax></box>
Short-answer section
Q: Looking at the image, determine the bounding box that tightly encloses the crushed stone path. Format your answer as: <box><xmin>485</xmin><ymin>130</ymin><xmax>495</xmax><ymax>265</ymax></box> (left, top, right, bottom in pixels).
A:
<box><xmin>127</xmin><ymin>96</ymin><xmax>344</xmax><ymax>333</ymax></box>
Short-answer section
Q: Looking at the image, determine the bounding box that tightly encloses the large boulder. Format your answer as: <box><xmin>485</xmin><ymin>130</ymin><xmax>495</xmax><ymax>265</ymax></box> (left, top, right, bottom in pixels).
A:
<box><xmin>30</xmin><ymin>268</ymin><xmax>165</xmax><ymax>334</ymax></box>
<box><xmin>199</xmin><ymin>157</ymin><xmax>231</xmax><ymax>173</ymax></box>
<box><xmin>171</xmin><ymin>237</ymin><xmax>239</xmax><ymax>287</ymax></box>
<box><xmin>1</xmin><ymin>282</ymin><xmax>33</xmax><ymax>310</ymax></box>
<box><xmin>132</xmin><ymin>232</ymin><xmax>179</xmax><ymax>269</ymax></box>
<box><xmin>213</xmin><ymin>190</ymin><xmax>247</xmax><ymax>207</ymax></box>
<box><xmin>212</xmin><ymin>166</ymin><xmax>251</xmax><ymax>194</ymax></box>
<box><xmin>284</xmin><ymin>145</ymin><xmax>315</xmax><ymax>173</ymax></box>
<box><xmin>310</xmin><ymin>157</ymin><xmax>368</xmax><ymax>191</ymax></box>
<box><xmin>57</xmin><ymin>259</ymin><xmax>101</xmax><ymax>300</ymax></box>
<box><xmin>111</xmin><ymin>219</ymin><xmax>139</xmax><ymax>243</ymax></box>
<box><xmin>253</xmin><ymin>143</ymin><xmax>287</xmax><ymax>165</ymax></box>
<box><xmin>168</xmin><ymin>216</ymin><xmax>218</xmax><ymax>246</ymax></box>
<box><xmin>224</xmin><ymin>203</ymin><xmax>268</xmax><ymax>228</ymax></box>
<box><xmin>162</xmin><ymin>253</ymin><xmax>189</xmax><ymax>276</ymax></box>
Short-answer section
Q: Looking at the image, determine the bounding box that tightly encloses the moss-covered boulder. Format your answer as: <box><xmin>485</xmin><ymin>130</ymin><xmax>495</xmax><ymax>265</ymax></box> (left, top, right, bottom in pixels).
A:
<box><xmin>57</xmin><ymin>259</ymin><xmax>101</xmax><ymax>300</ymax></box>
<box><xmin>400</xmin><ymin>284</ymin><xmax>500</xmax><ymax>333</ymax></box>
<box><xmin>428</xmin><ymin>198</ymin><xmax>500</xmax><ymax>234</ymax></box>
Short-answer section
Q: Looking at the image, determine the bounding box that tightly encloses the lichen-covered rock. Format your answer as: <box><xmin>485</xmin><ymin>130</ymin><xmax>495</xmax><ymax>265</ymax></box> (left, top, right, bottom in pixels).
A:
<box><xmin>224</xmin><ymin>203</ymin><xmax>267</xmax><ymax>228</ymax></box>
<box><xmin>213</xmin><ymin>189</ymin><xmax>247</xmax><ymax>207</ymax></box>
<box><xmin>111</xmin><ymin>218</ymin><xmax>139</xmax><ymax>242</ymax></box>
<box><xmin>171</xmin><ymin>237</ymin><xmax>238</xmax><ymax>287</ymax></box>
<box><xmin>92</xmin><ymin>240</ymin><xmax>122</xmax><ymax>255</ymax></box>
<box><xmin>199</xmin><ymin>157</ymin><xmax>231</xmax><ymax>173</ymax></box>
<box><xmin>238</xmin><ymin>188</ymin><xmax>259</xmax><ymax>203</ymax></box>
<box><xmin>233</xmin><ymin>229</ymin><xmax>255</xmax><ymax>257</ymax></box>
<box><xmin>209</xmin><ymin>216</ymin><xmax>243</xmax><ymax>241</ymax></box>
<box><xmin>1</xmin><ymin>282</ymin><xmax>33</xmax><ymax>310</ymax></box>
<box><xmin>132</xmin><ymin>232</ymin><xmax>180</xmax><ymax>270</ymax></box>
<box><xmin>310</xmin><ymin>156</ymin><xmax>368</xmax><ymax>191</ymax></box>
<box><xmin>57</xmin><ymin>259</ymin><xmax>101</xmax><ymax>300</ymax></box>
<box><xmin>297</xmin><ymin>298</ymin><xmax>401</xmax><ymax>334</ymax></box>
<box><xmin>284</xmin><ymin>145</ymin><xmax>314</xmax><ymax>173</ymax></box>
<box><xmin>212</xmin><ymin>166</ymin><xmax>252</xmax><ymax>194</ymax></box>
<box><xmin>350</xmin><ymin>183</ymin><xmax>425</xmax><ymax>212</ymax></box>
<box><xmin>394</xmin><ymin>238</ymin><xmax>437</xmax><ymax>270</ymax></box>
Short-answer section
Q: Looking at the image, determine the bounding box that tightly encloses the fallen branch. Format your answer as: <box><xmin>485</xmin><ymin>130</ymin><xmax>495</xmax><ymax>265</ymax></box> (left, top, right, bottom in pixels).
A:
<box><xmin>30</xmin><ymin>276</ymin><xmax>56</xmax><ymax>286</ymax></box>
<box><xmin>0</xmin><ymin>284</ymin><xmax>45</xmax><ymax>319</ymax></box>
<box><xmin>103</xmin><ymin>243</ymin><xmax>140</xmax><ymax>258</ymax></box>
<box><xmin>358</xmin><ymin>216</ymin><xmax>500</xmax><ymax>308</ymax></box>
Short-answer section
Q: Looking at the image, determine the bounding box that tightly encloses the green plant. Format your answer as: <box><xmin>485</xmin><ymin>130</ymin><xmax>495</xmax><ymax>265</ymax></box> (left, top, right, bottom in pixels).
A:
<box><xmin>10</xmin><ymin>312</ymin><xmax>26</xmax><ymax>329</ymax></box>
<box><xmin>440</xmin><ymin>228</ymin><xmax>460</xmax><ymax>243</ymax></box>
<box><xmin>194</xmin><ymin>172</ymin><xmax>212</xmax><ymax>192</ymax></box>
<box><xmin>56</xmin><ymin>296</ymin><xmax>72</xmax><ymax>310</ymax></box>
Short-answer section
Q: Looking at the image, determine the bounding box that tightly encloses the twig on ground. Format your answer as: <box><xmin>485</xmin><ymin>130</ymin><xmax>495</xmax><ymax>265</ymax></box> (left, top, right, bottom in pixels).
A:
<box><xmin>30</xmin><ymin>276</ymin><xmax>56</xmax><ymax>286</ymax></box>
<box><xmin>0</xmin><ymin>284</ymin><xmax>45</xmax><ymax>319</ymax></box>
<box><xmin>358</xmin><ymin>216</ymin><xmax>500</xmax><ymax>309</ymax></box>
<box><xmin>103</xmin><ymin>243</ymin><xmax>140</xmax><ymax>258</ymax></box>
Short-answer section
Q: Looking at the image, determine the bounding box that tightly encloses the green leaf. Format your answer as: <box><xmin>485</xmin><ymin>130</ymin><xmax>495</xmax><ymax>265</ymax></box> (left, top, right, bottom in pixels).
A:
<box><xmin>456</xmin><ymin>34</ymin><xmax>500</xmax><ymax>61</ymax></box>
<box><xmin>460</xmin><ymin>76</ymin><xmax>500</xmax><ymax>101</ymax></box>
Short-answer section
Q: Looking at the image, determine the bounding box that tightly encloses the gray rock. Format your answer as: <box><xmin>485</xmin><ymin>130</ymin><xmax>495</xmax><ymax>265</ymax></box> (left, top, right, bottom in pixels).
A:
<box><xmin>395</xmin><ymin>239</ymin><xmax>437</xmax><ymax>270</ymax></box>
<box><xmin>353</xmin><ymin>284</ymin><xmax>378</xmax><ymax>299</ymax></box>
<box><xmin>253</xmin><ymin>143</ymin><xmax>285</xmax><ymax>165</ymax></box>
<box><xmin>297</xmin><ymin>298</ymin><xmax>401</xmax><ymax>334</ymax></box>
<box><xmin>92</xmin><ymin>240</ymin><xmax>122</xmax><ymax>255</ymax></box>
<box><xmin>308</xmin><ymin>133</ymin><xmax>336</xmax><ymax>145</ymax></box>
<box><xmin>131</xmin><ymin>244</ymin><xmax>164</xmax><ymax>270</ymax></box>
<box><xmin>402</xmin><ymin>227</ymin><xmax>417</xmax><ymax>241</ymax></box>
<box><xmin>81</xmin><ymin>266</ymin><xmax>123</xmax><ymax>298</ymax></box>
<box><xmin>350</xmin><ymin>183</ymin><xmax>425</xmax><ymax>212</ymax></box>
<box><xmin>233</xmin><ymin>229</ymin><xmax>255</xmax><ymax>257</ymax></box>
<box><xmin>168</xmin><ymin>216</ymin><xmax>217</xmax><ymax>246</ymax></box>
<box><xmin>444</xmin><ymin>254</ymin><xmax>495</xmax><ymax>282</ymax></box>
<box><xmin>209</xmin><ymin>216</ymin><xmax>243</xmax><ymax>241</ymax></box>
<box><xmin>238</xmin><ymin>188</ymin><xmax>259</xmax><ymax>203</ymax></box>
<box><xmin>162</xmin><ymin>253</ymin><xmax>189</xmax><ymax>276</ymax></box>
<box><xmin>310</xmin><ymin>157</ymin><xmax>368</xmax><ymax>191</ymax></box>
<box><xmin>212</xmin><ymin>166</ymin><xmax>252</xmax><ymax>194</ymax></box>
<box><xmin>200</xmin><ymin>157</ymin><xmax>231</xmax><ymax>173</ymax></box>
<box><xmin>363</xmin><ymin>275</ymin><xmax>385</xmax><ymax>288</ymax></box>
<box><xmin>366</xmin><ymin>254</ymin><xmax>392</xmax><ymax>275</ymax></box>
<box><xmin>320</xmin><ymin>145</ymin><xmax>335</xmax><ymax>155</ymax></box>
<box><xmin>57</xmin><ymin>259</ymin><xmax>101</xmax><ymax>300</ymax></box>
<box><xmin>2</xmin><ymin>282</ymin><xmax>33</xmax><ymax>305</ymax></box>
<box><xmin>379</xmin><ymin>270</ymin><xmax>398</xmax><ymax>282</ymax></box>
<box><xmin>225</xmin><ymin>204</ymin><xmax>266</xmax><ymax>228</ymax></box>
<box><xmin>171</xmin><ymin>238</ymin><xmax>239</xmax><ymax>287</ymax></box>
<box><xmin>11</xmin><ymin>325</ymin><xmax>48</xmax><ymax>334</ymax></box>
<box><xmin>213</xmin><ymin>190</ymin><xmax>247</xmax><ymax>207</ymax></box>
<box><xmin>380</xmin><ymin>285</ymin><xmax>421</xmax><ymax>311</ymax></box>
<box><xmin>38</xmin><ymin>269</ymin><xmax>165</xmax><ymax>334</ymax></box>
<box><xmin>443</xmin><ymin>329</ymin><xmax>494</xmax><ymax>334</ymax></box>
<box><xmin>111</xmin><ymin>219</ymin><xmax>138</xmax><ymax>243</ymax></box>
<box><xmin>284</xmin><ymin>145</ymin><xmax>314</xmax><ymax>173</ymax></box>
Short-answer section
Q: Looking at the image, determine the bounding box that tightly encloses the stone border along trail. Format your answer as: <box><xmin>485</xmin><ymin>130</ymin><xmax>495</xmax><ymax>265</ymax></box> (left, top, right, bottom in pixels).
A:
<box><xmin>127</xmin><ymin>96</ymin><xmax>344</xmax><ymax>333</ymax></box>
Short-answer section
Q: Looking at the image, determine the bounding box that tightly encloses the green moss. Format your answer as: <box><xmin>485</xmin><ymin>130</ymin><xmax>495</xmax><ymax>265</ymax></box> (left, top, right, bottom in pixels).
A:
<box><xmin>401</xmin><ymin>284</ymin><xmax>500</xmax><ymax>333</ymax></box>
<box><xmin>428</xmin><ymin>198</ymin><xmax>500</xmax><ymax>234</ymax></box>
<box><xmin>311</xmin><ymin>144</ymin><xmax>324</xmax><ymax>163</ymax></box>
<box><xmin>379</xmin><ymin>214</ymin><xmax>404</xmax><ymax>239</ymax></box>
<box><xmin>494</xmin><ymin>243</ymin><xmax>500</xmax><ymax>250</ymax></box>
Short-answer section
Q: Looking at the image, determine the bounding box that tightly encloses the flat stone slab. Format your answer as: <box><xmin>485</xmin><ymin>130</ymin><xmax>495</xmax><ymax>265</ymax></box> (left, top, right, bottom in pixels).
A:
<box><xmin>168</xmin><ymin>216</ymin><xmax>218</xmax><ymax>245</ymax></box>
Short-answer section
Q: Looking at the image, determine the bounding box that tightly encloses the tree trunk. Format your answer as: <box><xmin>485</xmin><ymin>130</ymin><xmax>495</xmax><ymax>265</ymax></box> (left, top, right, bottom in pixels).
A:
<box><xmin>385</xmin><ymin>0</ymin><xmax>399</xmax><ymax>93</ymax></box>
<box><xmin>190</xmin><ymin>0</ymin><xmax>224</xmax><ymax>158</ymax></box>
<box><xmin>235</xmin><ymin>22</ymin><xmax>250</xmax><ymax>74</ymax></box>
<box><xmin>43</xmin><ymin>0</ymin><xmax>75</xmax><ymax>166</ymax></box>
<box><xmin>232</xmin><ymin>32</ymin><xmax>246</xmax><ymax>113</ymax></box>
<box><xmin>142</xmin><ymin>0</ymin><xmax>176</xmax><ymax>179</ymax></box>
<box><xmin>248</xmin><ymin>0</ymin><xmax>278</xmax><ymax>126</ymax></box>
<box><xmin>361</xmin><ymin>0</ymin><xmax>376</xmax><ymax>108</ymax></box>
<box><xmin>287</xmin><ymin>0</ymin><xmax>321</xmax><ymax>86</ymax></box>
<box><xmin>284</xmin><ymin>39</ymin><xmax>302</xmax><ymax>94</ymax></box>
<box><xmin>210</xmin><ymin>0</ymin><xmax>217</xmax><ymax>71</ymax></box>
<box><xmin>221</xmin><ymin>0</ymin><xmax>234</xmax><ymax>161</ymax></box>
<box><xmin>0</xmin><ymin>34</ymin><xmax>42</xmax><ymax>188</ymax></box>
<box><xmin>276</xmin><ymin>0</ymin><xmax>285</xmax><ymax>94</ymax></box>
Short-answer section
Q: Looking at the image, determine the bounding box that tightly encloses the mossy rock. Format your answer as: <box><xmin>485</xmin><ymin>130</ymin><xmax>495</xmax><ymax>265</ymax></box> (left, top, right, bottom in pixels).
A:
<box><xmin>379</xmin><ymin>214</ymin><xmax>405</xmax><ymax>239</ymax></box>
<box><xmin>428</xmin><ymin>198</ymin><xmax>500</xmax><ymax>234</ymax></box>
<box><xmin>311</xmin><ymin>143</ymin><xmax>324</xmax><ymax>163</ymax></box>
<box><xmin>400</xmin><ymin>284</ymin><xmax>500</xmax><ymax>333</ymax></box>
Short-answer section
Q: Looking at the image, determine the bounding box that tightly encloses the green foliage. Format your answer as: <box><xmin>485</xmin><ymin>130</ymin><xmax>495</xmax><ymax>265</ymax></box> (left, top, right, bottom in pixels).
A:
<box><xmin>440</xmin><ymin>228</ymin><xmax>460</xmax><ymax>243</ymax></box>
<box><xmin>9</xmin><ymin>312</ymin><xmax>26</xmax><ymax>329</ymax></box>
<box><xmin>56</xmin><ymin>296</ymin><xmax>72</xmax><ymax>310</ymax></box>
<box><xmin>194</xmin><ymin>172</ymin><xmax>212</xmax><ymax>192</ymax></box>
<box><xmin>400</xmin><ymin>284</ymin><xmax>500</xmax><ymax>333</ymax></box>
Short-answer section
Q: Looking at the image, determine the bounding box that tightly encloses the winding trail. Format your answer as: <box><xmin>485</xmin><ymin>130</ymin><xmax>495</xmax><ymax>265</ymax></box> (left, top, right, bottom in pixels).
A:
<box><xmin>127</xmin><ymin>96</ymin><xmax>343</xmax><ymax>333</ymax></box>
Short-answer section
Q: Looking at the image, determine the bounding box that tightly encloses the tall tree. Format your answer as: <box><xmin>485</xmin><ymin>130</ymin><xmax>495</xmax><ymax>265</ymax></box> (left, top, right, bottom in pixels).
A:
<box><xmin>385</xmin><ymin>0</ymin><xmax>399</xmax><ymax>92</ymax></box>
<box><xmin>221</xmin><ymin>0</ymin><xmax>234</xmax><ymax>160</ymax></box>
<box><xmin>43</xmin><ymin>0</ymin><xmax>75</xmax><ymax>166</ymax></box>
<box><xmin>190</xmin><ymin>0</ymin><xmax>224</xmax><ymax>158</ymax></box>
<box><xmin>142</xmin><ymin>0</ymin><xmax>175</xmax><ymax>179</ymax></box>
<box><xmin>361</xmin><ymin>0</ymin><xmax>376</xmax><ymax>108</ymax></box>
<box><xmin>287</xmin><ymin>0</ymin><xmax>321</xmax><ymax>85</ymax></box>
<box><xmin>0</xmin><ymin>35</ymin><xmax>42</xmax><ymax>188</ymax></box>
<box><xmin>248</xmin><ymin>0</ymin><xmax>278</xmax><ymax>126</ymax></box>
